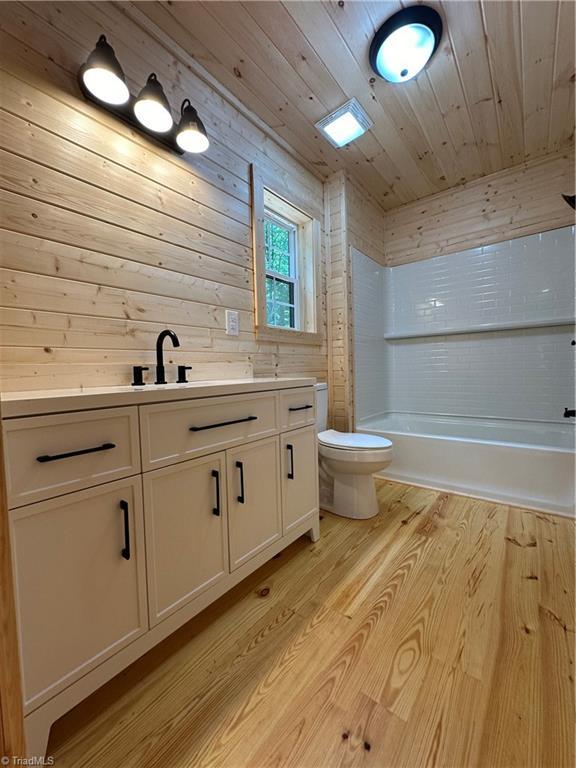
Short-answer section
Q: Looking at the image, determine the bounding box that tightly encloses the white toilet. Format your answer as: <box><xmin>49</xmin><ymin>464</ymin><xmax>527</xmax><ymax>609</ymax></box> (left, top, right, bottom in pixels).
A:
<box><xmin>315</xmin><ymin>383</ymin><xmax>393</xmax><ymax>519</ymax></box>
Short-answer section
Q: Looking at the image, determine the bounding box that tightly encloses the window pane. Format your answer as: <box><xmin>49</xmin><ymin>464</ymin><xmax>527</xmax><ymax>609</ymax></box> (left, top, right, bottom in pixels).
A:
<box><xmin>264</xmin><ymin>218</ymin><xmax>292</xmax><ymax>277</ymax></box>
<box><xmin>265</xmin><ymin>277</ymin><xmax>295</xmax><ymax>329</ymax></box>
<box><xmin>277</xmin><ymin>304</ymin><xmax>295</xmax><ymax>328</ymax></box>
<box><xmin>271</xmin><ymin>278</ymin><xmax>293</xmax><ymax>305</ymax></box>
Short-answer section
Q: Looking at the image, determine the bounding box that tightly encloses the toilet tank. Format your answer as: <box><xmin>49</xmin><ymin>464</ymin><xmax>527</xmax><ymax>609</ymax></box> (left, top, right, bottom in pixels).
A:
<box><xmin>315</xmin><ymin>382</ymin><xmax>328</xmax><ymax>432</ymax></box>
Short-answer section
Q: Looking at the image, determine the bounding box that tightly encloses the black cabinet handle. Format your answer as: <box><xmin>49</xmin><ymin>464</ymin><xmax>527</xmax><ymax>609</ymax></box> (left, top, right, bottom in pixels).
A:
<box><xmin>189</xmin><ymin>416</ymin><xmax>258</xmax><ymax>432</ymax></box>
<box><xmin>36</xmin><ymin>442</ymin><xmax>116</xmax><ymax>463</ymax></box>
<box><xmin>288</xmin><ymin>405</ymin><xmax>314</xmax><ymax>412</ymax></box>
<box><xmin>287</xmin><ymin>444</ymin><xmax>294</xmax><ymax>480</ymax></box>
<box><xmin>120</xmin><ymin>499</ymin><xmax>130</xmax><ymax>561</ymax></box>
<box><xmin>211</xmin><ymin>469</ymin><xmax>221</xmax><ymax>516</ymax></box>
<box><xmin>236</xmin><ymin>460</ymin><xmax>245</xmax><ymax>504</ymax></box>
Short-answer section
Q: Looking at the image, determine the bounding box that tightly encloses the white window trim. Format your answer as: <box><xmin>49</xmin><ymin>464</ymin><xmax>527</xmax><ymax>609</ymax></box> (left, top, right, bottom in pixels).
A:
<box><xmin>251</xmin><ymin>164</ymin><xmax>323</xmax><ymax>345</ymax></box>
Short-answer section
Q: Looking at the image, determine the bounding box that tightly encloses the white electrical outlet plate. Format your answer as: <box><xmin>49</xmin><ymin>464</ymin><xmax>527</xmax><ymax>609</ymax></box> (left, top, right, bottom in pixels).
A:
<box><xmin>225</xmin><ymin>309</ymin><xmax>239</xmax><ymax>336</ymax></box>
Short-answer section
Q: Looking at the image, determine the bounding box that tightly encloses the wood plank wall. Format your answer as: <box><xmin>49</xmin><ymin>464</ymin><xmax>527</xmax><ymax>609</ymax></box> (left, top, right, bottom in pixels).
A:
<box><xmin>0</xmin><ymin>1</ymin><xmax>328</xmax><ymax>392</ymax></box>
<box><xmin>383</xmin><ymin>149</ymin><xmax>575</xmax><ymax>266</ymax></box>
<box><xmin>326</xmin><ymin>173</ymin><xmax>385</xmax><ymax>430</ymax></box>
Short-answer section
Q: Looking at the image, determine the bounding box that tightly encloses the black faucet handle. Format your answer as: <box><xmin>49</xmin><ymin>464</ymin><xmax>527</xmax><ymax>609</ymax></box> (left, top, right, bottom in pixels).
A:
<box><xmin>177</xmin><ymin>365</ymin><xmax>193</xmax><ymax>384</ymax></box>
<box><xmin>132</xmin><ymin>366</ymin><xmax>149</xmax><ymax>386</ymax></box>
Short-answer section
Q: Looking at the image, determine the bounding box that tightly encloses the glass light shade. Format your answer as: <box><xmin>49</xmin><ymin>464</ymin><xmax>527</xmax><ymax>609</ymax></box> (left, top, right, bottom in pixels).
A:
<box><xmin>176</xmin><ymin>100</ymin><xmax>209</xmax><ymax>153</ymax></box>
<box><xmin>134</xmin><ymin>74</ymin><xmax>173</xmax><ymax>133</ymax></box>
<box><xmin>370</xmin><ymin>6</ymin><xmax>442</xmax><ymax>84</ymax></box>
<box><xmin>374</xmin><ymin>23</ymin><xmax>435</xmax><ymax>83</ymax></box>
<box><xmin>82</xmin><ymin>67</ymin><xmax>129</xmax><ymax>105</ymax></box>
<box><xmin>82</xmin><ymin>35</ymin><xmax>129</xmax><ymax>105</ymax></box>
<box><xmin>176</xmin><ymin>128</ymin><xmax>209</xmax><ymax>153</ymax></box>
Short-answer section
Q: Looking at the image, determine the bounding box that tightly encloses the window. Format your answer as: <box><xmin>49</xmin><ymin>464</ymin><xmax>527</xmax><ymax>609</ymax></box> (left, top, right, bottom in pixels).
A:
<box><xmin>264</xmin><ymin>213</ymin><xmax>298</xmax><ymax>329</ymax></box>
<box><xmin>251</xmin><ymin>165</ymin><xmax>322</xmax><ymax>344</ymax></box>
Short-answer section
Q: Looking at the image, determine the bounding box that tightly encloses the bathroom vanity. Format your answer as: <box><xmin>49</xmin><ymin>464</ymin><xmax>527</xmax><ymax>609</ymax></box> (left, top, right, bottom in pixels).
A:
<box><xmin>1</xmin><ymin>378</ymin><xmax>319</xmax><ymax>757</ymax></box>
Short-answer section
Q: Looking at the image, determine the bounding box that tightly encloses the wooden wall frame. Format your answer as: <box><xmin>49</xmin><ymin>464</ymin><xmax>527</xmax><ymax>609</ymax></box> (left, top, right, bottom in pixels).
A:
<box><xmin>251</xmin><ymin>165</ymin><xmax>324</xmax><ymax>346</ymax></box>
<box><xmin>0</xmin><ymin>399</ymin><xmax>26</xmax><ymax>759</ymax></box>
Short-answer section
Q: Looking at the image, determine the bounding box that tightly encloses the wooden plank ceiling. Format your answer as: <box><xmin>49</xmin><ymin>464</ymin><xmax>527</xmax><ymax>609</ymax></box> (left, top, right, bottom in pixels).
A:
<box><xmin>133</xmin><ymin>0</ymin><xmax>575</xmax><ymax>211</ymax></box>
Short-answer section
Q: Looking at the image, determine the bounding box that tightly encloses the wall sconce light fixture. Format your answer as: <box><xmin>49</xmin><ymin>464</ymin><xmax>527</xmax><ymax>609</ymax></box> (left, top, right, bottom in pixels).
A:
<box><xmin>79</xmin><ymin>35</ymin><xmax>209</xmax><ymax>155</ymax></box>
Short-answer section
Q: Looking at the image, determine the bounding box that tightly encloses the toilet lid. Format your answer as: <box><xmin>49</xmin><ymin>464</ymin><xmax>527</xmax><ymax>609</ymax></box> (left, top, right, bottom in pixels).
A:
<box><xmin>318</xmin><ymin>429</ymin><xmax>392</xmax><ymax>450</ymax></box>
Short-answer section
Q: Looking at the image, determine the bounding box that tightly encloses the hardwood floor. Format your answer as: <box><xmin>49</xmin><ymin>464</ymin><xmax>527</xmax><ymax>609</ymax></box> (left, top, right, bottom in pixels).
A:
<box><xmin>48</xmin><ymin>480</ymin><xmax>575</xmax><ymax>768</ymax></box>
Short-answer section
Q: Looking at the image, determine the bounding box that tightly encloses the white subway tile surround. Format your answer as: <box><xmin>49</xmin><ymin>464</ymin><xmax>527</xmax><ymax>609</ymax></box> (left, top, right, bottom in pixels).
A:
<box><xmin>353</xmin><ymin>226</ymin><xmax>575</xmax><ymax>425</ymax></box>
<box><xmin>387</xmin><ymin>227</ymin><xmax>575</xmax><ymax>336</ymax></box>
<box><xmin>351</xmin><ymin>230</ymin><xmax>575</xmax><ymax>515</ymax></box>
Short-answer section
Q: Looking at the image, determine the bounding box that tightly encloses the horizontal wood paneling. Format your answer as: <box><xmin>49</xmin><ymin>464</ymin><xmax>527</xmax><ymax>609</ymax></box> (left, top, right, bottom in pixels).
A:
<box><xmin>0</xmin><ymin>1</ymin><xmax>328</xmax><ymax>392</ymax></box>
<box><xmin>384</xmin><ymin>150</ymin><xmax>575</xmax><ymax>266</ymax></box>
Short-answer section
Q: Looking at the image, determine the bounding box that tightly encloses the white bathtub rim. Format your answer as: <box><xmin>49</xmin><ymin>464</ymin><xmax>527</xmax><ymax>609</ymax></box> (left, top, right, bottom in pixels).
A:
<box><xmin>361</xmin><ymin>426</ymin><xmax>574</xmax><ymax>454</ymax></box>
<box><xmin>378</xmin><ymin>470</ymin><xmax>575</xmax><ymax>518</ymax></box>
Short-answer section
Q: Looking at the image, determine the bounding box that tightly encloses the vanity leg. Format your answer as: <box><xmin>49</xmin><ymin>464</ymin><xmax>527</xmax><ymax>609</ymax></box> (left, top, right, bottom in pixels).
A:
<box><xmin>24</xmin><ymin>709</ymin><xmax>52</xmax><ymax>761</ymax></box>
<box><xmin>308</xmin><ymin>516</ymin><xmax>320</xmax><ymax>543</ymax></box>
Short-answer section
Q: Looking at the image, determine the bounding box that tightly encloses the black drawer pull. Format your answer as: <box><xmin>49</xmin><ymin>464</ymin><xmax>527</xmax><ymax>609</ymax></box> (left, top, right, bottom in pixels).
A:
<box><xmin>211</xmin><ymin>469</ymin><xmax>221</xmax><ymax>516</ymax></box>
<box><xmin>189</xmin><ymin>416</ymin><xmax>258</xmax><ymax>432</ymax></box>
<box><xmin>36</xmin><ymin>442</ymin><xmax>116</xmax><ymax>463</ymax></box>
<box><xmin>287</xmin><ymin>444</ymin><xmax>294</xmax><ymax>480</ymax></box>
<box><xmin>120</xmin><ymin>499</ymin><xmax>130</xmax><ymax>561</ymax></box>
<box><xmin>288</xmin><ymin>405</ymin><xmax>314</xmax><ymax>412</ymax></box>
<box><xmin>236</xmin><ymin>460</ymin><xmax>245</xmax><ymax>504</ymax></box>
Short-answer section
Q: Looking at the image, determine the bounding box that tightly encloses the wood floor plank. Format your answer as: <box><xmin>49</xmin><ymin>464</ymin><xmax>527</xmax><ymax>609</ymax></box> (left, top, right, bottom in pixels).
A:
<box><xmin>478</xmin><ymin>508</ymin><xmax>546</xmax><ymax>767</ymax></box>
<box><xmin>48</xmin><ymin>481</ymin><xmax>575</xmax><ymax>768</ymax></box>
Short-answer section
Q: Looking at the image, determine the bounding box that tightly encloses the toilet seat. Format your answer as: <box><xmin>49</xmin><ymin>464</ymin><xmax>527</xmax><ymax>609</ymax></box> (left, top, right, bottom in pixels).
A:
<box><xmin>318</xmin><ymin>429</ymin><xmax>392</xmax><ymax>451</ymax></box>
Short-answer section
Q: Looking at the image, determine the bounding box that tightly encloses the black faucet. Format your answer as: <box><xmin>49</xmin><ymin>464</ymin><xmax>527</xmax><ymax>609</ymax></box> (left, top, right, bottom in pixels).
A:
<box><xmin>155</xmin><ymin>329</ymin><xmax>180</xmax><ymax>384</ymax></box>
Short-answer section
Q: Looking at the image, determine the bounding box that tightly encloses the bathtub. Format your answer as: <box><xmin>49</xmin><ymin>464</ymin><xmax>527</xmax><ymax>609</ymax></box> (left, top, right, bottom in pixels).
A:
<box><xmin>358</xmin><ymin>412</ymin><xmax>575</xmax><ymax>517</ymax></box>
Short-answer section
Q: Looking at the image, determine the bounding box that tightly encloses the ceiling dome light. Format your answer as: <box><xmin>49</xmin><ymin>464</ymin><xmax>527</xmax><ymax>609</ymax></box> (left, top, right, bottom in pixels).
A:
<box><xmin>133</xmin><ymin>73</ymin><xmax>173</xmax><ymax>133</ymax></box>
<box><xmin>176</xmin><ymin>99</ymin><xmax>210</xmax><ymax>153</ymax></box>
<box><xmin>369</xmin><ymin>6</ymin><xmax>442</xmax><ymax>84</ymax></box>
<box><xmin>81</xmin><ymin>35</ymin><xmax>129</xmax><ymax>105</ymax></box>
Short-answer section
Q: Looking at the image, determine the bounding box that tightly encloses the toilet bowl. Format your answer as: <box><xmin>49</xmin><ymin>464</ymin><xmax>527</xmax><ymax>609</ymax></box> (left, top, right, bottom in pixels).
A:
<box><xmin>314</xmin><ymin>384</ymin><xmax>394</xmax><ymax>519</ymax></box>
<box><xmin>318</xmin><ymin>430</ymin><xmax>393</xmax><ymax>519</ymax></box>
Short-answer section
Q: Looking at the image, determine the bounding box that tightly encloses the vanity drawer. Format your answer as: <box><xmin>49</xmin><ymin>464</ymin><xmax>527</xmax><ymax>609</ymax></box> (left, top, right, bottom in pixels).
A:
<box><xmin>279</xmin><ymin>387</ymin><xmax>316</xmax><ymax>430</ymax></box>
<box><xmin>140</xmin><ymin>392</ymin><xmax>278</xmax><ymax>471</ymax></box>
<box><xmin>3</xmin><ymin>407</ymin><xmax>141</xmax><ymax>509</ymax></box>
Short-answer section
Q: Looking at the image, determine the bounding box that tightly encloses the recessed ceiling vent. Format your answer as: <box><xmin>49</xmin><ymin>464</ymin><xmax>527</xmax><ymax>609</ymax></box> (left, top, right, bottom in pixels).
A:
<box><xmin>315</xmin><ymin>98</ymin><xmax>373</xmax><ymax>148</ymax></box>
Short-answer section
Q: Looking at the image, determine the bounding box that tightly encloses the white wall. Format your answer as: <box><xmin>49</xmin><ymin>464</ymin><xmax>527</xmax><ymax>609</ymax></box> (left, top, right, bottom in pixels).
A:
<box><xmin>351</xmin><ymin>248</ymin><xmax>388</xmax><ymax>422</ymax></box>
<box><xmin>353</xmin><ymin>226</ymin><xmax>575</xmax><ymax>424</ymax></box>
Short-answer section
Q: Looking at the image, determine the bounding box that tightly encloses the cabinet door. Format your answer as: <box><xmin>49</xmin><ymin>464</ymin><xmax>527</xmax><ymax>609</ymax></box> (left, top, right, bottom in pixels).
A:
<box><xmin>226</xmin><ymin>436</ymin><xmax>281</xmax><ymax>570</ymax></box>
<box><xmin>143</xmin><ymin>452</ymin><xmax>228</xmax><ymax>626</ymax></box>
<box><xmin>281</xmin><ymin>427</ymin><xmax>319</xmax><ymax>533</ymax></box>
<box><xmin>10</xmin><ymin>477</ymin><xmax>147</xmax><ymax>712</ymax></box>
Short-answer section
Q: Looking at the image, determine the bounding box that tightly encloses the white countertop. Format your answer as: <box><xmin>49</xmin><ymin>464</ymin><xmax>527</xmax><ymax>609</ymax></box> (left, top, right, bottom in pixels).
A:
<box><xmin>0</xmin><ymin>377</ymin><xmax>317</xmax><ymax>418</ymax></box>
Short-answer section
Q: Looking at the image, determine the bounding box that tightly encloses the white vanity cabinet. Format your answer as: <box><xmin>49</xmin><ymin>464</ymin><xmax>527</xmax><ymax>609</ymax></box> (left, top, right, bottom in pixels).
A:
<box><xmin>10</xmin><ymin>477</ymin><xmax>147</xmax><ymax>711</ymax></box>
<box><xmin>226</xmin><ymin>436</ymin><xmax>282</xmax><ymax>570</ymax></box>
<box><xmin>143</xmin><ymin>452</ymin><xmax>228</xmax><ymax>626</ymax></box>
<box><xmin>280</xmin><ymin>426</ymin><xmax>319</xmax><ymax>534</ymax></box>
<box><xmin>1</xmin><ymin>378</ymin><xmax>319</xmax><ymax>759</ymax></box>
